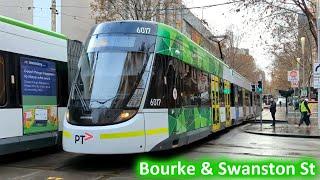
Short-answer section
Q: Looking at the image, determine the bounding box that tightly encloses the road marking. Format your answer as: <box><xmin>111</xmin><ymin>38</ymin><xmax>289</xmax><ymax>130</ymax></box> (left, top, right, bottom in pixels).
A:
<box><xmin>12</xmin><ymin>171</ymin><xmax>42</xmax><ymax>180</ymax></box>
<box><xmin>48</xmin><ymin>177</ymin><xmax>64</xmax><ymax>180</ymax></box>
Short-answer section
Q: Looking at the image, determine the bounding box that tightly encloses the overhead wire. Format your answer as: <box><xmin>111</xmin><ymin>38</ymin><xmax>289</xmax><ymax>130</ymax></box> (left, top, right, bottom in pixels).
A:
<box><xmin>0</xmin><ymin>1</ymin><xmax>244</xmax><ymax>25</ymax></box>
<box><xmin>0</xmin><ymin>1</ymin><xmax>242</xmax><ymax>12</ymax></box>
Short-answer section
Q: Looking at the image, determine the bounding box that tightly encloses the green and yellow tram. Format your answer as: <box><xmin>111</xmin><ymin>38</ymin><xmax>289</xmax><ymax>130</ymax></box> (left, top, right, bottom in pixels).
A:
<box><xmin>63</xmin><ymin>21</ymin><xmax>258</xmax><ymax>154</ymax></box>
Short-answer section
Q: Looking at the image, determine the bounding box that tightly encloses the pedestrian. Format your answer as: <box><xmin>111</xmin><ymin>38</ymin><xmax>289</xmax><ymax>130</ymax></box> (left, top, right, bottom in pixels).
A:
<box><xmin>269</xmin><ymin>98</ymin><xmax>276</xmax><ymax>126</ymax></box>
<box><xmin>294</xmin><ymin>99</ymin><xmax>299</xmax><ymax>110</ymax></box>
<box><xmin>299</xmin><ymin>98</ymin><xmax>311</xmax><ymax>128</ymax></box>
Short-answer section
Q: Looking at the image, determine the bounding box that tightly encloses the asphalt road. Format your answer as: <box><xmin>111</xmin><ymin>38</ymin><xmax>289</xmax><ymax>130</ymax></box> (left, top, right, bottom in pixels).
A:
<box><xmin>0</xmin><ymin>126</ymin><xmax>319</xmax><ymax>180</ymax></box>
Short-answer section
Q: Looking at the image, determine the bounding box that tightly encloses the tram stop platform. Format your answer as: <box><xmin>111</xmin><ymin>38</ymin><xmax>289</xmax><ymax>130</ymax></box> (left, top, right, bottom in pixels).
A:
<box><xmin>242</xmin><ymin>106</ymin><xmax>320</xmax><ymax>138</ymax></box>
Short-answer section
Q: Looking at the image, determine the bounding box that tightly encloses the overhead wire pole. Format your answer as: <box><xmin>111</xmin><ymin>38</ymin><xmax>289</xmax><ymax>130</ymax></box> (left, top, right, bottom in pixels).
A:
<box><xmin>51</xmin><ymin>0</ymin><xmax>57</xmax><ymax>32</ymax></box>
<box><xmin>301</xmin><ymin>37</ymin><xmax>306</xmax><ymax>91</ymax></box>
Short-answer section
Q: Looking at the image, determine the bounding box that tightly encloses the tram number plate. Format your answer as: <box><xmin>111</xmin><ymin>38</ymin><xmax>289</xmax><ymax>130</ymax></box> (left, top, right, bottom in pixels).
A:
<box><xmin>137</xmin><ymin>27</ymin><xmax>151</xmax><ymax>34</ymax></box>
<box><xmin>150</xmin><ymin>99</ymin><xmax>161</xmax><ymax>106</ymax></box>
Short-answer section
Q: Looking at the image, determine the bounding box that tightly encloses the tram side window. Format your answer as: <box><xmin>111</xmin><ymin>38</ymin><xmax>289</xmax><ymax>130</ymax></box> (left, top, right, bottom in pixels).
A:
<box><xmin>181</xmin><ymin>65</ymin><xmax>200</xmax><ymax>107</ymax></box>
<box><xmin>0</xmin><ymin>56</ymin><xmax>5</xmax><ymax>106</ymax></box>
<box><xmin>244</xmin><ymin>91</ymin><xmax>249</xmax><ymax>106</ymax></box>
<box><xmin>174</xmin><ymin>59</ymin><xmax>183</xmax><ymax>107</ymax></box>
<box><xmin>219</xmin><ymin>79</ymin><xmax>224</xmax><ymax>106</ymax></box>
<box><xmin>197</xmin><ymin>71</ymin><xmax>210</xmax><ymax>106</ymax></box>
<box><xmin>145</xmin><ymin>54</ymin><xmax>167</xmax><ymax>108</ymax></box>
<box><xmin>238</xmin><ymin>88</ymin><xmax>243</xmax><ymax>106</ymax></box>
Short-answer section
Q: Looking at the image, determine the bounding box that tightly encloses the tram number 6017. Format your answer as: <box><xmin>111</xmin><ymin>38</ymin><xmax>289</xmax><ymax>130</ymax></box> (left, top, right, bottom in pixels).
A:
<box><xmin>150</xmin><ymin>99</ymin><xmax>161</xmax><ymax>106</ymax></box>
<box><xmin>137</xmin><ymin>27</ymin><xmax>151</xmax><ymax>34</ymax></box>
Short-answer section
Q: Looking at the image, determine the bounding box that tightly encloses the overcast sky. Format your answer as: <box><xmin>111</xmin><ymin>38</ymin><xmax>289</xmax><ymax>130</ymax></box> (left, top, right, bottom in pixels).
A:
<box><xmin>183</xmin><ymin>0</ymin><xmax>273</xmax><ymax>80</ymax></box>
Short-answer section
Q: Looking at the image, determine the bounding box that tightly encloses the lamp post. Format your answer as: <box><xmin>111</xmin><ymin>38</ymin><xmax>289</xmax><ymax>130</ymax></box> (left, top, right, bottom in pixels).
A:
<box><xmin>296</xmin><ymin>57</ymin><xmax>301</xmax><ymax>96</ymax></box>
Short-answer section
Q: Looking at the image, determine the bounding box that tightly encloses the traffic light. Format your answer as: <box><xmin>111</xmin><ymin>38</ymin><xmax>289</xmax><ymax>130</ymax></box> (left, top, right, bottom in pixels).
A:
<box><xmin>251</xmin><ymin>84</ymin><xmax>256</xmax><ymax>92</ymax></box>
<box><xmin>257</xmin><ymin>80</ymin><xmax>263</xmax><ymax>94</ymax></box>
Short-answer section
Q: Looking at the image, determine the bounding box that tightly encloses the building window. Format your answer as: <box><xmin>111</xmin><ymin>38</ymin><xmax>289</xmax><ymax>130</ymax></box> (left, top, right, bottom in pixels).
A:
<box><xmin>0</xmin><ymin>56</ymin><xmax>6</xmax><ymax>106</ymax></box>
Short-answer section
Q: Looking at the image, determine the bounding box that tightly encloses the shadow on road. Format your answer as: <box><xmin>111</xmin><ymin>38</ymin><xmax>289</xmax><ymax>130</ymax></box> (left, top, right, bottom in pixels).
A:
<box><xmin>57</xmin><ymin>129</ymin><xmax>228</xmax><ymax>172</ymax></box>
<box><xmin>0</xmin><ymin>129</ymin><xmax>230</xmax><ymax>173</ymax></box>
<box><xmin>0</xmin><ymin>145</ymin><xmax>61</xmax><ymax>164</ymax></box>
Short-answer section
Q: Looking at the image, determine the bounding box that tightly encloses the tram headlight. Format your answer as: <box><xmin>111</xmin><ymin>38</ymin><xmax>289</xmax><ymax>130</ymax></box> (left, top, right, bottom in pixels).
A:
<box><xmin>116</xmin><ymin>110</ymin><xmax>137</xmax><ymax>122</ymax></box>
<box><xmin>65</xmin><ymin>110</ymin><xmax>70</xmax><ymax>122</ymax></box>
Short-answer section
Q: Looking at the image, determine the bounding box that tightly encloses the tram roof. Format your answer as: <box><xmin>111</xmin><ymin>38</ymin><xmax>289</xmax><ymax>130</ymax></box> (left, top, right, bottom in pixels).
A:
<box><xmin>94</xmin><ymin>20</ymin><xmax>252</xmax><ymax>85</ymax></box>
<box><xmin>0</xmin><ymin>15</ymin><xmax>67</xmax><ymax>40</ymax></box>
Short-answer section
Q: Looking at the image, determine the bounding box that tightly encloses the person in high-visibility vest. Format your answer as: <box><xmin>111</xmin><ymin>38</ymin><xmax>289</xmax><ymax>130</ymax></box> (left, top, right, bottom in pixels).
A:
<box><xmin>299</xmin><ymin>98</ymin><xmax>311</xmax><ymax>128</ymax></box>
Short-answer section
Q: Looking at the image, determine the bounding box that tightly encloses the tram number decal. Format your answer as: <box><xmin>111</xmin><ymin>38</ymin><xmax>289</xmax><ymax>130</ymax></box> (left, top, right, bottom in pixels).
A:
<box><xmin>150</xmin><ymin>98</ymin><xmax>161</xmax><ymax>107</ymax></box>
<box><xmin>137</xmin><ymin>27</ymin><xmax>151</xmax><ymax>34</ymax></box>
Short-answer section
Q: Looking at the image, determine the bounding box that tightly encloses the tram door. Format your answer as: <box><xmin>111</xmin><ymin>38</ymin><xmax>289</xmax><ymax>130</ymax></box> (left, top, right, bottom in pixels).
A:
<box><xmin>211</xmin><ymin>75</ymin><xmax>220</xmax><ymax>132</ymax></box>
<box><xmin>224</xmin><ymin>81</ymin><xmax>232</xmax><ymax>127</ymax></box>
<box><xmin>234</xmin><ymin>85</ymin><xmax>240</xmax><ymax>122</ymax></box>
<box><xmin>243</xmin><ymin>88</ymin><xmax>247</xmax><ymax>118</ymax></box>
<box><xmin>249</xmin><ymin>93</ymin><xmax>253</xmax><ymax>115</ymax></box>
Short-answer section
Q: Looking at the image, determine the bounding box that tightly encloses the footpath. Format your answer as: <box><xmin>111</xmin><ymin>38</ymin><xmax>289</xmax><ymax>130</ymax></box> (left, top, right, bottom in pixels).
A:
<box><xmin>242</xmin><ymin>106</ymin><xmax>320</xmax><ymax>138</ymax></box>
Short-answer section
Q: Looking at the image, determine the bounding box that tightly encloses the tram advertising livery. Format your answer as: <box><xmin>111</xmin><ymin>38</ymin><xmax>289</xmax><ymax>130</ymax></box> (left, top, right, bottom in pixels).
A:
<box><xmin>0</xmin><ymin>15</ymin><xmax>68</xmax><ymax>155</ymax></box>
<box><xmin>63</xmin><ymin>21</ymin><xmax>259</xmax><ymax>154</ymax></box>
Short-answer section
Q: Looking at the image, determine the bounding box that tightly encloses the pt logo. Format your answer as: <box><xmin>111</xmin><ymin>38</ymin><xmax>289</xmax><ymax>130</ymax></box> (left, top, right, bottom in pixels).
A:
<box><xmin>75</xmin><ymin>132</ymin><xmax>93</xmax><ymax>144</ymax></box>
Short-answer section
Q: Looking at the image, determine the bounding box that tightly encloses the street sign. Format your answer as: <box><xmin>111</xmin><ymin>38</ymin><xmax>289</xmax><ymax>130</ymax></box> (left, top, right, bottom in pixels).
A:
<box><xmin>313</xmin><ymin>62</ymin><xmax>320</xmax><ymax>88</ymax></box>
<box><xmin>291</xmin><ymin>81</ymin><xmax>299</xmax><ymax>88</ymax></box>
<box><xmin>300</xmin><ymin>88</ymin><xmax>308</xmax><ymax>97</ymax></box>
<box><xmin>288</xmin><ymin>70</ymin><xmax>299</xmax><ymax>82</ymax></box>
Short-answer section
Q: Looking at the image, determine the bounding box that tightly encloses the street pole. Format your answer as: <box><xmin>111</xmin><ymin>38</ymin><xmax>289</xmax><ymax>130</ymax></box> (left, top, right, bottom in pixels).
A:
<box><xmin>260</xmin><ymin>92</ymin><xmax>263</xmax><ymax>130</ymax></box>
<box><xmin>297</xmin><ymin>58</ymin><xmax>301</xmax><ymax>96</ymax></box>
<box><xmin>317</xmin><ymin>0</ymin><xmax>320</xmax><ymax>129</ymax></box>
<box><xmin>301</xmin><ymin>37</ymin><xmax>305</xmax><ymax>89</ymax></box>
<box><xmin>259</xmin><ymin>74</ymin><xmax>263</xmax><ymax>130</ymax></box>
<box><xmin>51</xmin><ymin>0</ymin><xmax>56</xmax><ymax>32</ymax></box>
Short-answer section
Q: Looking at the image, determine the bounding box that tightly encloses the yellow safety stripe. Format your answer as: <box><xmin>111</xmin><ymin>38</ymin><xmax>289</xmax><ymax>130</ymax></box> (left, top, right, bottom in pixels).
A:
<box><xmin>63</xmin><ymin>131</ymin><xmax>72</xmax><ymax>139</ymax></box>
<box><xmin>63</xmin><ymin>128</ymin><xmax>168</xmax><ymax>140</ymax></box>
<box><xmin>145</xmin><ymin>128</ymin><xmax>168</xmax><ymax>135</ymax></box>
<box><xmin>100</xmin><ymin>130</ymin><xmax>144</xmax><ymax>139</ymax></box>
<box><xmin>100</xmin><ymin>128</ymin><xmax>168</xmax><ymax>139</ymax></box>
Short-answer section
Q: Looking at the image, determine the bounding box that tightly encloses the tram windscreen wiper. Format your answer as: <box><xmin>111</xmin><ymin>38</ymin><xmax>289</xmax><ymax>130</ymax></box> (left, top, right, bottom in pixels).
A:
<box><xmin>91</xmin><ymin>95</ymin><xmax>118</xmax><ymax>105</ymax></box>
<box><xmin>89</xmin><ymin>94</ymin><xmax>126</xmax><ymax>109</ymax></box>
<box><xmin>73</xmin><ymin>83</ymin><xmax>90</xmax><ymax>112</ymax></box>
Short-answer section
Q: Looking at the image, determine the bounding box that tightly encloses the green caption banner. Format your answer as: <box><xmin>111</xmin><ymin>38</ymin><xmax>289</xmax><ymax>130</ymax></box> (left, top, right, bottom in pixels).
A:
<box><xmin>136</xmin><ymin>157</ymin><xmax>319</xmax><ymax>179</ymax></box>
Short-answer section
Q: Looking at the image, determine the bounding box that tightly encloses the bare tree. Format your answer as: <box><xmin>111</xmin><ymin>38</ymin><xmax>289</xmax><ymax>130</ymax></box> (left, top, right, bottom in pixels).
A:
<box><xmin>234</xmin><ymin>0</ymin><xmax>317</xmax><ymax>47</ymax></box>
<box><xmin>90</xmin><ymin>0</ymin><xmax>179</xmax><ymax>23</ymax></box>
<box><xmin>234</xmin><ymin>0</ymin><xmax>316</xmax><ymax>92</ymax></box>
<box><xmin>222</xmin><ymin>28</ymin><xmax>263</xmax><ymax>83</ymax></box>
